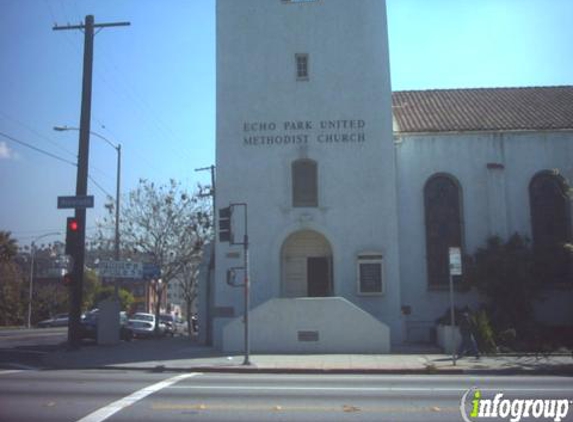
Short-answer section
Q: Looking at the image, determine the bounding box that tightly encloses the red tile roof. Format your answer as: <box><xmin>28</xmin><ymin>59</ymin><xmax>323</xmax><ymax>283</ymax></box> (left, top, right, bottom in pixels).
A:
<box><xmin>392</xmin><ymin>86</ymin><xmax>573</xmax><ymax>133</ymax></box>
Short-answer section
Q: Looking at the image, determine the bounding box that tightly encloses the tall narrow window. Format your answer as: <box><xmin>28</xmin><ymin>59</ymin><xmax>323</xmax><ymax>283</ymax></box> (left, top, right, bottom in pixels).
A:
<box><xmin>295</xmin><ymin>54</ymin><xmax>309</xmax><ymax>80</ymax></box>
<box><xmin>292</xmin><ymin>159</ymin><xmax>317</xmax><ymax>207</ymax></box>
<box><xmin>424</xmin><ymin>174</ymin><xmax>463</xmax><ymax>287</ymax></box>
<box><xmin>529</xmin><ymin>171</ymin><xmax>572</xmax><ymax>284</ymax></box>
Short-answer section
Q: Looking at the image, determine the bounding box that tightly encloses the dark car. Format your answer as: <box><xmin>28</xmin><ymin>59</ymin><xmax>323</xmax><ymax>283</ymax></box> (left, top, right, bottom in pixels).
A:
<box><xmin>37</xmin><ymin>313</ymin><xmax>69</xmax><ymax>328</ymax></box>
<box><xmin>80</xmin><ymin>310</ymin><xmax>132</xmax><ymax>341</ymax></box>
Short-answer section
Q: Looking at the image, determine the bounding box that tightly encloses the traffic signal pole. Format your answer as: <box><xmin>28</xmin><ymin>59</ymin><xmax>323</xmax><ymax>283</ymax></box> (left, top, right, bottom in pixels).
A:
<box><xmin>219</xmin><ymin>203</ymin><xmax>251</xmax><ymax>365</ymax></box>
<box><xmin>54</xmin><ymin>16</ymin><xmax>130</xmax><ymax>349</ymax></box>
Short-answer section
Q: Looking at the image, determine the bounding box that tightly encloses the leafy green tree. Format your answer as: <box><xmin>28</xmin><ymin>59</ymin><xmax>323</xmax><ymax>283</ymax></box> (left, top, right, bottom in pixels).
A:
<box><xmin>82</xmin><ymin>269</ymin><xmax>101</xmax><ymax>311</ymax></box>
<box><xmin>468</xmin><ymin>234</ymin><xmax>539</xmax><ymax>335</ymax></box>
<box><xmin>92</xmin><ymin>286</ymin><xmax>135</xmax><ymax>312</ymax></box>
<box><xmin>0</xmin><ymin>231</ymin><xmax>25</xmax><ymax>326</ymax></box>
<box><xmin>33</xmin><ymin>283</ymin><xmax>68</xmax><ymax>322</ymax></box>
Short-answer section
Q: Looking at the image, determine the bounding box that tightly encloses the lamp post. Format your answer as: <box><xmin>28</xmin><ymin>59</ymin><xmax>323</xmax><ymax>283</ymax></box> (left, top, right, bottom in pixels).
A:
<box><xmin>28</xmin><ymin>232</ymin><xmax>60</xmax><ymax>328</ymax></box>
<box><xmin>53</xmin><ymin>126</ymin><xmax>121</xmax><ymax>296</ymax></box>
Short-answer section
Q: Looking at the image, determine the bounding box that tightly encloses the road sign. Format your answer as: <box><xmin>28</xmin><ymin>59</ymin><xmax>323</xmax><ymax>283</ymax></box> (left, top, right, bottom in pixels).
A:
<box><xmin>57</xmin><ymin>195</ymin><xmax>94</xmax><ymax>209</ymax></box>
<box><xmin>449</xmin><ymin>247</ymin><xmax>463</xmax><ymax>276</ymax></box>
<box><xmin>98</xmin><ymin>261</ymin><xmax>142</xmax><ymax>279</ymax></box>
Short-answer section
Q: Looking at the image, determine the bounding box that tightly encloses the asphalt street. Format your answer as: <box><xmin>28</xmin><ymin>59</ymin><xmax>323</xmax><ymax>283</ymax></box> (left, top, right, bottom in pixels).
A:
<box><xmin>1</xmin><ymin>370</ymin><xmax>572</xmax><ymax>422</ymax></box>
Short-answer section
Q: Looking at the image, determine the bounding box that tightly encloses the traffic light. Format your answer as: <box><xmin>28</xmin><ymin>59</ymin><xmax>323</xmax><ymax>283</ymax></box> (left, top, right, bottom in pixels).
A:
<box><xmin>62</xmin><ymin>272</ymin><xmax>73</xmax><ymax>286</ymax></box>
<box><xmin>65</xmin><ymin>217</ymin><xmax>80</xmax><ymax>255</ymax></box>
<box><xmin>218</xmin><ymin>206</ymin><xmax>233</xmax><ymax>242</ymax></box>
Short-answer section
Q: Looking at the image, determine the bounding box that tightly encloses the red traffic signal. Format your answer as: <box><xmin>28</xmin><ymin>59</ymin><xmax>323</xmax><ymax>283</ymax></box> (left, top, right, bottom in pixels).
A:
<box><xmin>65</xmin><ymin>217</ymin><xmax>81</xmax><ymax>255</ymax></box>
<box><xmin>68</xmin><ymin>219</ymin><xmax>79</xmax><ymax>231</ymax></box>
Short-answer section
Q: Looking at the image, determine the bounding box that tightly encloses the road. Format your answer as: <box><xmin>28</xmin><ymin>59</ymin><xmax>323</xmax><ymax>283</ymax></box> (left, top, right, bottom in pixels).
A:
<box><xmin>0</xmin><ymin>327</ymin><xmax>67</xmax><ymax>369</ymax></box>
<box><xmin>1</xmin><ymin>371</ymin><xmax>571</xmax><ymax>422</ymax></box>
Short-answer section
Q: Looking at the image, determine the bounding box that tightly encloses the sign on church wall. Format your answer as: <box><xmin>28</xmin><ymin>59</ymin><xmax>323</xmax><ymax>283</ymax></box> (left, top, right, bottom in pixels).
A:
<box><xmin>242</xmin><ymin>119</ymin><xmax>367</xmax><ymax>147</ymax></box>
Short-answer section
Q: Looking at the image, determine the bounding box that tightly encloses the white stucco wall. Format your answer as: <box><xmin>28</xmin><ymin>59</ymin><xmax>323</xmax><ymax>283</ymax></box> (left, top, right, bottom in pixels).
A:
<box><xmin>215</xmin><ymin>0</ymin><xmax>403</xmax><ymax>350</ymax></box>
<box><xmin>396</xmin><ymin>130</ymin><xmax>573</xmax><ymax>341</ymax></box>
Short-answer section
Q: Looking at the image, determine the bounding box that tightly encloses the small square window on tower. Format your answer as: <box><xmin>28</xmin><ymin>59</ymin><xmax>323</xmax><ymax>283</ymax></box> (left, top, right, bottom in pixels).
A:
<box><xmin>295</xmin><ymin>53</ymin><xmax>309</xmax><ymax>80</ymax></box>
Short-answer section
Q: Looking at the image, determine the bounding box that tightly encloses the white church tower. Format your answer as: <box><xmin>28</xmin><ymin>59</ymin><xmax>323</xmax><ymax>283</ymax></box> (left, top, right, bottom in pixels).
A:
<box><xmin>213</xmin><ymin>0</ymin><xmax>403</xmax><ymax>352</ymax></box>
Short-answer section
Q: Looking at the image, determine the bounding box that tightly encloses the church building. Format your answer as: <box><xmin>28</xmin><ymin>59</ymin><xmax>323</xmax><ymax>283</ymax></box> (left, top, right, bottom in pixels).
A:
<box><xmin>201</xmin><ymin>0</ymin><xmax>573</xmax><ymax>352</ymax></box>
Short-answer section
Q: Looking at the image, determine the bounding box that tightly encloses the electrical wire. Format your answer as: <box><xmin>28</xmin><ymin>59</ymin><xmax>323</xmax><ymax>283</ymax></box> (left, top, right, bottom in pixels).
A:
<box><xmin>0</xmin><ymin>131</ymin><xmax>77</xmax><ymax>167</ymax></box>
<box><xmin>0</xmin><ymin>111</ymin><xmax>77</xmax><ymax>159</ymax></box>
<box><xmin>0</xmin><ymin>130</ymin><xmax>114</xmax><ymax>198</ymax></box>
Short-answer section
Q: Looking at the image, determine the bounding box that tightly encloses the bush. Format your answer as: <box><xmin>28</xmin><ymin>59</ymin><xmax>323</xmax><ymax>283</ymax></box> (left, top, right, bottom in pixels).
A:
<box><xmin>467</xmin><ymin>234</ymin><xmax>539</xmax><ymax>334</ymax></box>
<box><xmin>472</xmin><ymin>310</ymin><xmax>497</xmax><ymax>353</ymax></box>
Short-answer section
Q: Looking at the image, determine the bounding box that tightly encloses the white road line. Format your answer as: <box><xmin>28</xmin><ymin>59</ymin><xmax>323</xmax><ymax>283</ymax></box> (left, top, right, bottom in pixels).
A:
<box><xmin>168</xmin><ymin>385</ymin><xmax>572</xmax><ymax>393</ymax></box>
<box><xmin>0</xmin><ymin>370</ymin><xmax>23</xmax><ymax>375</ymax></box>
<box><xmin>75</xmin><ymin>372</ymin><xmax>200</xmax><ymax>422</ymax></box>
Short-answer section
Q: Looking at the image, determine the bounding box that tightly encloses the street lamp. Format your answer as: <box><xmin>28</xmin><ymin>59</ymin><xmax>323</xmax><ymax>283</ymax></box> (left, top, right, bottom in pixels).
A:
<box><xmin>53</xmin><ymin>125</ymin><xmax>122</xmax><ymax>295</ymax></box>
<box><xmin>28</xmin><ymin>232</ymin><xmax>60</xmax><ymax>328</ymax></box>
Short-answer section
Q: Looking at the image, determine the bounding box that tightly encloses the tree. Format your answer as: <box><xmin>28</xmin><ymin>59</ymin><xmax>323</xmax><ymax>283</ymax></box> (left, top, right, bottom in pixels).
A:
<box><xmin>0</xmin><ymin>231</ymin><xmax>18</xmax><ymax>261</ymax></box>
<box><xmin>467</xmin><ymin>234</ymin><xmax>540</xmax><ymax>334</ymax></box>
<box><xmin>0</xmin><ymin>231</ymin><xmax>25</xmax><ymax>326</ymax></box>
<box><xmin>82</xmin><ymin>269</ymin><xmax>101</xmax><ymax>311</ymax></box>
<box><xmin>95</xmin><ymin>179</ymin><xmax>212</xmax><ymax>334</ymax></box>
<box><xmin>92</xmin><ymin>285</ymin><xmax>135</xmax><ymax>312</ymax></box>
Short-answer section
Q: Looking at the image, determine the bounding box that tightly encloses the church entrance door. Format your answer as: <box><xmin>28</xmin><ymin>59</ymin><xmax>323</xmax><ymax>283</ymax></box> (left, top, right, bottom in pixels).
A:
<box><xmin>281</xmin><ymin>230</ymin><xmax>333</xmax><ymax>298</ymax></box>
<box><xmin>307</xmin><ymin>257</ymin><xmax>330</xmax><ymax>297</ymax></box>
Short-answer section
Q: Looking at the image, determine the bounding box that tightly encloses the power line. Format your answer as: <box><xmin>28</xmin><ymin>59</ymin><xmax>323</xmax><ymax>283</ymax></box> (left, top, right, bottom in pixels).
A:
<box><xmin>92</xmin><ymin>119</ymin><xmax>166</xmax><ymax>179</ymax></box>
<box><xmin>88</xmin><ymin>175</ymin><xmax>113</xmax><ymax>198</ymax></box>
<box><xmin>94</xmin><ymin>51</ymin><xmax>197</xmax><ymax>162</ymax></box>
<box><xmin>0</xmin><ymin>110</ymin><xmax>77</xmax><ymax>159</ymax></box>
<box><xmin>0</xmin><ymin>130</ymin><xmax>115</xmax><ymax>198</ymax></box>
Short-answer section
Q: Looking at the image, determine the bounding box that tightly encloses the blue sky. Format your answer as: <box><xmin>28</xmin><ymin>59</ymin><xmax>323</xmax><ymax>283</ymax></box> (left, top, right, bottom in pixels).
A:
<box><xmin>1</xmin><ymin>0</ymin><xmax>572</xmax><ymax>248</ymax></box>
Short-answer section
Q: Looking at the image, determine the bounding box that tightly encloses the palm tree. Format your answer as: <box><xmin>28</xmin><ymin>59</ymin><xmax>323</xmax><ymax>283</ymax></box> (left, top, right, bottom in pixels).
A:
<box><xmin>0</xmin><ymin>231</ymin><xmax>18</xmax><ymax>262</ymax></box>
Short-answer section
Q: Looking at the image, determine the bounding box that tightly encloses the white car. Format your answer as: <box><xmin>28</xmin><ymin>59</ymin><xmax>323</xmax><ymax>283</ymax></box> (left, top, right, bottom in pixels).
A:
<box><xmin>128</xmin><ymin>313</ymin><xmax>164</xmax><ymax>338</ymax></box>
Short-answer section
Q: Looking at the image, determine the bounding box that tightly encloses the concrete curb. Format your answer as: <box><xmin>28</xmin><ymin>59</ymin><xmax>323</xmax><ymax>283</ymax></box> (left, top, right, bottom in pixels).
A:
<box><xmin>39</xmin><ymin>361</ymin><xmax>573</xmax><ymax>376</ymax></box>
<box><xmin>41</xmin><ymin>364</ymin><xmax>465</xmax><ymax>375</ymax></box>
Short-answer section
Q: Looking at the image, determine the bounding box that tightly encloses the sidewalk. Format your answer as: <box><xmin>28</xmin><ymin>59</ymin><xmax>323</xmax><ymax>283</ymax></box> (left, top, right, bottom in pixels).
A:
<box><xmin>41</xmin><ymin>337</ymin><xmax>573</xmax><ymax>375</ymax></box>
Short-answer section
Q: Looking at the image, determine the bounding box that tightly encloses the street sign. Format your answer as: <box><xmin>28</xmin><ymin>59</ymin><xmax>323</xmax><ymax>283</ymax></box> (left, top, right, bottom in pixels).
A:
<box><xmin>57</xmin><ymin>195</ymin><xmax>94</xmax><ymax>209</ymax></box>
<box><xmin>98</xmin><ymin>261</ymin><xmax>142</xmax><ymax>279</ymax></box>
<box><xmin>449</xmin><ymin>247</ymin><xmax>462</xmax><ymax>276</ymax></box>
<box><xmin>142</xmin><ymin>263</ymin><xmax>161</xmax><ymax>279</ymax></box>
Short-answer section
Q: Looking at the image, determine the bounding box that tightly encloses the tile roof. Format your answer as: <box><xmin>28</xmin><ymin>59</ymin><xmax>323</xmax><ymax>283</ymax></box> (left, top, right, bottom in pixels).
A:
<box><xmin>392</xmin><ymin>86</ymin><xmax>573</xmax><ymax>133</ymax></box>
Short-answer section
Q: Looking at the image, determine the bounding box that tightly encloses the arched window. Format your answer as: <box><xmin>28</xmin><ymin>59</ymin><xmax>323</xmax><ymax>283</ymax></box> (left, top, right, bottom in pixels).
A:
<box><xmin>292</xmin><ymin>159</ymin><xmax>318</xmax><ymax>207</ymax></box>
<box><xmin>424</xmin><ymin>174</ymin><xmax>463</xmax><ymax>287</ymax></box>
<box><xmin>529</xmin><ymin>171</ymin><xmax>572</xmax><ymax>284</ymax></box>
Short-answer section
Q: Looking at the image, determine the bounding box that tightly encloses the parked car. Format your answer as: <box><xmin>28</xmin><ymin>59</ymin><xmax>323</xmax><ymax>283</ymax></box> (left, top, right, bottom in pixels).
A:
<box><xmin>128</xmin><ymin>313</ymin><xmax>165</xmax><ymax>338</ymax></box>
<box><xmin>159</xmin><ymin>314</ymin><xmax>187</xmax><ymax>336</ymax></box>
<box><xmin>159</xmin><ymin>314</ymin><xmax>176</xmax><ymax>337</ymax></box>
<box><xmin>79</xmin><ymin>309</ymin><xmax>132</xmax><ymax>341</ymax></box>
<box><xmin>37</xmin><ymin>313</ymin><xmax>69</xmax><ymax>328</ymax></box>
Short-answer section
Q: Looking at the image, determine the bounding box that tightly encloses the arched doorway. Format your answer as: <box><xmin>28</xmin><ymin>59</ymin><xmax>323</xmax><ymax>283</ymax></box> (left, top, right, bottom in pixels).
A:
<box><xmin>281</xmin><ymin>230</ymin><xmax>333</xmax><ymax>298</ymax></box>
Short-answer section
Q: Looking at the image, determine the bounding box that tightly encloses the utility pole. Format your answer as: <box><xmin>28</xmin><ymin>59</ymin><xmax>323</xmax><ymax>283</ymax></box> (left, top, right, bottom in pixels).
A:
<box><xmin>53</xmin><ymin>15</ymin><xmax>130</xmax><ymax>349</ymax></box>
<box><xmin>195</xmin><ymin>165</ymin><xmax>215</xmax><ymax>345</ymax></box>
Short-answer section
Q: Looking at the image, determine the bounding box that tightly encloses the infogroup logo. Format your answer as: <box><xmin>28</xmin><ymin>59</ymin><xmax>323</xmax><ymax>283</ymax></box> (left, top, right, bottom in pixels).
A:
<box><xmin>460</xmin><ymin>389</ymin><xmax>571</xmax><ymax>422</ymax></box>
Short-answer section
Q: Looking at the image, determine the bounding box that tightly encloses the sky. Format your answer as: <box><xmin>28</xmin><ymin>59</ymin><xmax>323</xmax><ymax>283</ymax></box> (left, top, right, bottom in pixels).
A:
<box><xmin>1</xmin><ymin>0</ymin><xmax>572</xmax><ymax>248</ymax></box>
